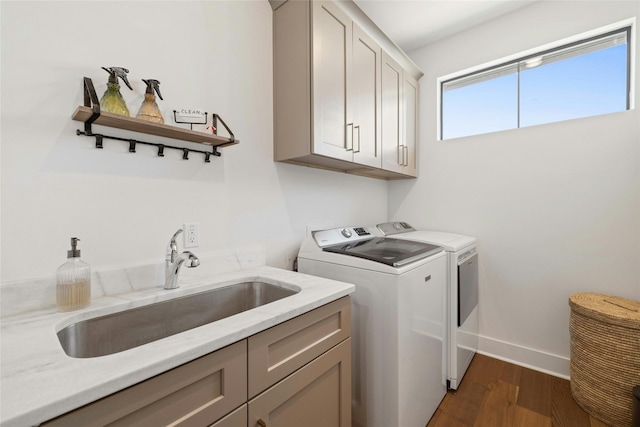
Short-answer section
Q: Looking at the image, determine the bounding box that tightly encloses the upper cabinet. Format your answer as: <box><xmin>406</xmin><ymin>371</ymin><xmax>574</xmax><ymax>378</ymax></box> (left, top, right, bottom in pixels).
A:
<box><xmin>271</xmin><ymin>0</ymin><xmax>420</xmax><ymax>180</ymax></box>
<box><xmin>380</xmin><ymin>51</ymin><xmax>419</xmax><ymax>178</ymax></box>
<box><xmin>381</xmin><ymin>51</ymin><xmax>403</xmax><ymax>174</ymax></box>
<box><xmin>402</xmin><ymin>72</ymin><xmax>419</xmax><ymax>177</ymax></box>
<box><xmin>351</xmin><ymin>23</ymin><xmax>382</xmax><ymax>169</ymax></box>
<box><xmin>310</xmin><ymin>2</ymin><xmax>353</xmax><ymax>163</ymax></box>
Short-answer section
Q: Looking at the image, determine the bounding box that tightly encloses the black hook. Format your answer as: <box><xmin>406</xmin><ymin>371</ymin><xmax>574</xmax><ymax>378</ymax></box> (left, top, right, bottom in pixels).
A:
<box><xmin>157</xmin><ymin>145</ymin><xmax>165</xmax><ymax>157</ymax></box>
<box><xmin>129</xmin><ymin>140</ymin><xmax>136</xmax><ymax>153</ymax></box>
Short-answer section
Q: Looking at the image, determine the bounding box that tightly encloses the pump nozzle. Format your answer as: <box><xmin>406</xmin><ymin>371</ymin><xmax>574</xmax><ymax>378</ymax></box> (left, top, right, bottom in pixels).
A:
<box><xmin>101</xmin><ymin>66</ymin><xmax>133</xmax><ymax>90</ymax></box>
<box><xmin>142</xmin><ymin>79</ymin><xmax>163</xmax><ymax>100</ymax></box>
<box><xmin>67</xmin><ymin>237</ymin><xmax>82</xmax><ymax>258</ymax></box>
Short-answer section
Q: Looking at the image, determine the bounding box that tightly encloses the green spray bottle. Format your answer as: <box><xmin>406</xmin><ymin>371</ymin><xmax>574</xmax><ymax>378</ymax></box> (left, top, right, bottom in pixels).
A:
<box><xmin>100</xmin><ymin>67</ymin><xmax>133</xmax><ymax>116</ymax></box>
<box><xmin>136</xmin><ymin>79</ymin><xmax>164</xmax><ymax>123</ymax></box>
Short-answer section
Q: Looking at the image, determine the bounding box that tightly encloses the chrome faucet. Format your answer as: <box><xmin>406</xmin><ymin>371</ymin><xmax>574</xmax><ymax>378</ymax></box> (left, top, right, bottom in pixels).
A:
<box><xmin>164</xmin><ymin>228</ymin><xmax>200</xmax><ymax>290</ymax></box>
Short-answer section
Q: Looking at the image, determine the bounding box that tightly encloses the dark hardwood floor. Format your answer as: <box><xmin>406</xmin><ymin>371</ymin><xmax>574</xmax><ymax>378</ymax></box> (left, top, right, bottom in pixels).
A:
<box><xmin>427</xmin><ymin>354</ymin><xmax>610</xmax><ymax>427</ymax></box>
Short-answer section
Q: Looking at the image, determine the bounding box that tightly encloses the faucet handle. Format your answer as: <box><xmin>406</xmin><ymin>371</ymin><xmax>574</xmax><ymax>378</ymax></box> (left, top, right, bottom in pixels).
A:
<box><xmin>183</xmin><ymin>251</ymin><xmax>200</xmax><ymax>268</ymax></box>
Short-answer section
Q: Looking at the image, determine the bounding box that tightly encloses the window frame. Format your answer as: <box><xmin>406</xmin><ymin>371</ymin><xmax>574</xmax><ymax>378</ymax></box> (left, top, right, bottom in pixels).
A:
<box><xmin>437</xmin><ymin>19</ymin><xmax>635</xmax><ymax>141</ymax></box>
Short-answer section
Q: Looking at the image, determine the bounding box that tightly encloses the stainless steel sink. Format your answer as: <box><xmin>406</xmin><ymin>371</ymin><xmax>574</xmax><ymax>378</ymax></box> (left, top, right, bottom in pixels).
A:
<box><xmin>57</xmin><ymin>281</ymin><xmax>299</xmax><ymax>358</ymax></box>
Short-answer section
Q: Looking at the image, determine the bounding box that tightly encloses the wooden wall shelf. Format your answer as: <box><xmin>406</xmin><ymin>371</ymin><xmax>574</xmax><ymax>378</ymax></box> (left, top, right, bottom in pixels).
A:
<box><xmin>72</xmin><ymin>106</ymin><xmax>238</xmax><ymax>148</ymax></box>
<box><xmin>72</xmin><ymin>77</ymin><xmax>238</xmax><ymax>162</ymax></box>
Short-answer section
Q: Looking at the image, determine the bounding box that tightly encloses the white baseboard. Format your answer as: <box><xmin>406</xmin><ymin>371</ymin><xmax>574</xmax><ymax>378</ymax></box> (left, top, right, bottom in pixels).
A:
<box><xmin>477</xmin><ymin>334</ymin><xmax>570</xmax><ymax>380</ymax></box>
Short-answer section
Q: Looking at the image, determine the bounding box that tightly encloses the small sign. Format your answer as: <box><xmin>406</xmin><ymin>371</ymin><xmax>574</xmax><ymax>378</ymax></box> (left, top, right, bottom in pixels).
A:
<box><xmin>173</xmin><ymin>108</ymin><xmax>208</xmax><ymax>125</ymax></box>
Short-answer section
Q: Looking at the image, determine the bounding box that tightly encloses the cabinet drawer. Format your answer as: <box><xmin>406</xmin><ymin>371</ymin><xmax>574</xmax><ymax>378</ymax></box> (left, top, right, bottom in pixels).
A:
<box><xmin>43</xmin><ymin>340</ymin><xmax>247</xmax><ymax>427</ymax></box>
<box><xmin>248</xmin><ymin>296</ymin><xmax>351</xmax><ymax>398</ymax></box>
<box><xmin>249</xmin><ymin>338</ymin><xmax>351</xmax><ymax>427</ymax></box>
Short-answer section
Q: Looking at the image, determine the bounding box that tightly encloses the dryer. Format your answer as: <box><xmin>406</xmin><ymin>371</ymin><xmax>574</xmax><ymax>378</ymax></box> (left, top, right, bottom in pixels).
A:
<box><xmin>376</xmin><ymin>222</ymin><xmax>478</xmax><ymax>390</ymax></box>
<box><xmin>298</xmin><ymin>227</ymin><xmax>447</xmax><ymax>427</ymax></box>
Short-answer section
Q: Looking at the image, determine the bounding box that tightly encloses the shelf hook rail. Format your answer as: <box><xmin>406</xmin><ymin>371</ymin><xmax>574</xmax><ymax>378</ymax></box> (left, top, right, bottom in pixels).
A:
<box><xmin>75</xmin><ymin>129</ymin><xmax>220</xmax><ymax>161</ymax></box>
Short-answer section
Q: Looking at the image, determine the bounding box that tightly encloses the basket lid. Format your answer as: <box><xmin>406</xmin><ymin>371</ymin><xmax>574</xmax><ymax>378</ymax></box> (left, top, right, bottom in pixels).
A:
<box><xmin>569</xmin><ymin>293</ymin><xmax>640</xmax><ymax>329</ymax></box>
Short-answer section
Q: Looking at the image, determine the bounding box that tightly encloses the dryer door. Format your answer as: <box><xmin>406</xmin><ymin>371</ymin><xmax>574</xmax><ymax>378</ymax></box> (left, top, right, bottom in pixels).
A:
<box><xmin>458</xmin><ymin>252</ymin><xmax>478</xmax><ymax>327</ymax></box>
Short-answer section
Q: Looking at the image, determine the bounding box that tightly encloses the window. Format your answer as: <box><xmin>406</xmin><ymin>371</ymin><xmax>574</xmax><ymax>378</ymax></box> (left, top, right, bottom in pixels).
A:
<box><xmin>440</xmin><ymin>26</ymin><xmax>631</xmax><ymax>140</ymax></box>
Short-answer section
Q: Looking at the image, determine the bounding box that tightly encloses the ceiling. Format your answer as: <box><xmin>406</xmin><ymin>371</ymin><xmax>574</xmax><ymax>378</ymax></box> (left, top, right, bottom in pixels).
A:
<box><xmin>353</xmin><ymin>0</ymin><xmax>537</xmax><ymax>52</ymax></box>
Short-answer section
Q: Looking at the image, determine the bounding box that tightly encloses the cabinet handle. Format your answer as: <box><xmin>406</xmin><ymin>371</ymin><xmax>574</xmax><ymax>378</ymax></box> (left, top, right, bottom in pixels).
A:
<box><xmin>257</xmin><ymin>419</ymin><xmax>267</xmax><ymax>427</ymax></box>
<box><xmin>354</xmin><ymin>125</ymin><xmax>360</xmax><ymax>153</ymax></box>
<box><xmin>398</xmin><ymin>144</ymin><xmax>402</xmax><ymax>165</ymax></box>
<box><xmin>403</xmin><ymin>145</ymin><xmax>409</xmax><ymax>166</ymax></box>
<box><xmin>346</xmin><ymin>123</ymin><xmax>354</xmax><ymax>151</ymax></box>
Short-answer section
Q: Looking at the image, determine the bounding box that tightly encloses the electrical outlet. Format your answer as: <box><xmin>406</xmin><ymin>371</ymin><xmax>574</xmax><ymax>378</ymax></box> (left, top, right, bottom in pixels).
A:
<box><xmin>183</xmin><ymin>223</ymin><xmax>200</xmax><ymax>248</ymax></box>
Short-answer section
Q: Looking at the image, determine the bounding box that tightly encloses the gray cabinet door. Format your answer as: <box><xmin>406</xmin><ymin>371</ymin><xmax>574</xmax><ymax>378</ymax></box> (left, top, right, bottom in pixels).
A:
<box><xmin>403</xmin><ymin>72</ymin><xmax>419</xmax><ymax>177</ymax></box>
<box><xmin>352</xmin><ymin>23</ymin><xmax>382</xmax><ymax>168</ymax></box>
<box><xmin>312</xmin><ymin>1</ymin><xmax>353</xmax><ymax>162</ymax></box>
<box><xmin>381</xmin><ymin>51</ymin><xmax>403</xmax><ymax>173</ymax></box>
<box><xmin>43</xmin><ymin>341</ymin><xmax>247</xmax><ymax>427</ymax></box>
<box><xmin>249</xmin><ymin>339</ymin><xmax>352</xmax><ymax>427</ymax></box>
<box><xmin>248</xmin><ymin>296</ymin><xmax>351</xmax><ymax>399</ymax></box>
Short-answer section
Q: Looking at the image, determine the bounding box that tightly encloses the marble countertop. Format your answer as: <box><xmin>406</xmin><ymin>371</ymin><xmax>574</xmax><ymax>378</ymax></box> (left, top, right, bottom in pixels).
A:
<box><xmin>0</xmin><ymin>266</ymin><xmax>354</xmax><ymax>427</ymax></box>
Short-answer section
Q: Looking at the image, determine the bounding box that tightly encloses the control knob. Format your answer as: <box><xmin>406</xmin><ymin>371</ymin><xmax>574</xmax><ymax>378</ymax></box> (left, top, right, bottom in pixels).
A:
<box><xmin>341</xmin><ymin>228</ymin><xmax>352</xmax><ymax>238</ymax></box>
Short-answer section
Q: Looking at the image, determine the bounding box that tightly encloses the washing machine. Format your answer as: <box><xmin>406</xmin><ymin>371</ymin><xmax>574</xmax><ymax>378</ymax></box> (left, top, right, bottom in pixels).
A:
<box><xmin>376</xmin><ymin>222</ymin><xmax>478</xmax><ymax>390</ymax></box>
<box><xmin>298</xmin><ymin>226</ymin><xmax>448</xmax><ymax>427</ymax></box>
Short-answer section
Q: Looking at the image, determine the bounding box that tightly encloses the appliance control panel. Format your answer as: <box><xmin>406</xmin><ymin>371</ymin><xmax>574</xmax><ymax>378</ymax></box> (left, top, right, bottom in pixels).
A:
<box><xmin>376</xmin><ymin>221</ymin><xmax>415</xmax><ymax>236</ymax></box>
<box><xmin>313</xmin><ymin>227</ymin><xmax>372</xmax><ymax>247</ymax></box>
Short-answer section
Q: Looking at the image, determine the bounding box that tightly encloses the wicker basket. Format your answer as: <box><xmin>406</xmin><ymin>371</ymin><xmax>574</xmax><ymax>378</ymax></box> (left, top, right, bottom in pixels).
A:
<box><xmin>569</xmin><ymin>292</ymin><xmax>640</xmax><ymax>427</ymax></box>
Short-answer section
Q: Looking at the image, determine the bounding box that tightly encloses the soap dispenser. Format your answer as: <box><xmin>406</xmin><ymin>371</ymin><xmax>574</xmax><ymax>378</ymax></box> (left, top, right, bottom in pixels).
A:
<box><xmin>100</xmin><ymin>66</ymin><xmax>133</xmax><ymax>116</ymax></box>
<box><xmin>56</xmin><ymin>237</ymin><xmax>91</xmax><ymax>312</ymax></box>
<box><xmin>136</xmin><ymin>79</ymin><xmax>164</xmax><ymax>123</ymax></box>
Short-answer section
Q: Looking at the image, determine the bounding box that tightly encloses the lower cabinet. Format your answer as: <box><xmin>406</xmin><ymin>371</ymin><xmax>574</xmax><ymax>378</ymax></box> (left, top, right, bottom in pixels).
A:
<box><xmin>248</xmin><ymin>339</ymin><xmax>351</xmax><ymax>427</ymax></box>
<box><xmin>42</xmin><ymin>297</ymin><xmax>351</xmax><ymax>427</ymax></box>
<box><xmin>211</xmin><ymin>405</ymin><xmax>248</xmax><ymax>427</ymax></box>
<box><xmin>42</xmin><ymin>341</ymin><xmax>247</xmax><ymax>427</ymax></box>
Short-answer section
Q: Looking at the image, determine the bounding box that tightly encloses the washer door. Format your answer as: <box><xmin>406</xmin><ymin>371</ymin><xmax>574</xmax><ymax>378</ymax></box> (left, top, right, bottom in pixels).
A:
<box><xmin>322</xmin><ymin>237</ymin><xmax>442</xmax><ymax>267</ymax></box>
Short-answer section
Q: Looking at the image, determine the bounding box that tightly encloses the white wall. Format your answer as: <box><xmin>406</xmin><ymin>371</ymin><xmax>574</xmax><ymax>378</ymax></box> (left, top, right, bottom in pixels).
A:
<box><xmin>0</xmin><ymin>1</ymin><xmax>388</xmax><ymax>283</ymax></box>
<box><xmin>3</xmin><ymin>0</ymin><xmax>638</xmax><ymax>379</ymax></box>
<box><xmin>390</xmin><ymin>0</ymin><xmax>640</xmax><ymax>377</ymax></box>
